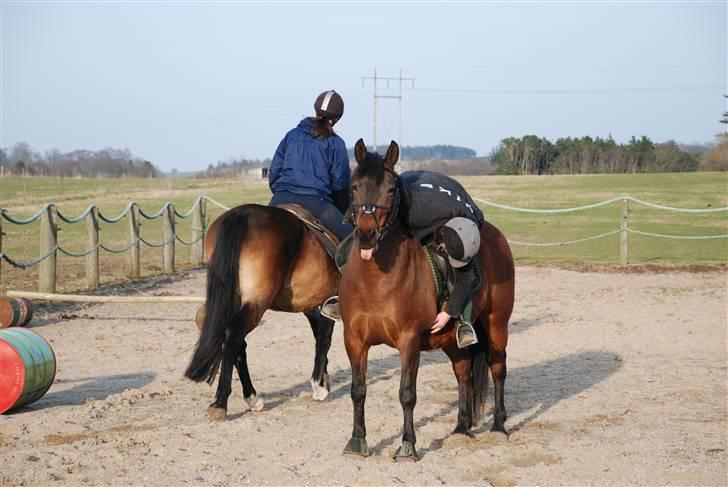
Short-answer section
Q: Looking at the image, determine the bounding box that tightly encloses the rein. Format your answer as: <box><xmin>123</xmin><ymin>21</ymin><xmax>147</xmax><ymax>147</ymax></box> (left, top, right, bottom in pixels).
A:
<box><xmin>348</xmin><ymin>166</ymin><xmax>401</xmax><ymax>245</ymax></box>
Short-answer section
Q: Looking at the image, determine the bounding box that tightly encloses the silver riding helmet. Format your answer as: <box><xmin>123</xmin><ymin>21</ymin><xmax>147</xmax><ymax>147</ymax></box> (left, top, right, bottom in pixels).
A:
<box><xmin>443</xmin><ymin>217</ymin><xmax>481</xmax><ymax>268</ymax></box>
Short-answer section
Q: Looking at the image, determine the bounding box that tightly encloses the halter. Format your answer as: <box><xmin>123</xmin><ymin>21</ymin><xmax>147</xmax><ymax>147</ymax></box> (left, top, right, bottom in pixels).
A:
<box><xmin>348</xmin><ymin>166</ymin><xmax>400</xmax><ymax>245</ymax></box>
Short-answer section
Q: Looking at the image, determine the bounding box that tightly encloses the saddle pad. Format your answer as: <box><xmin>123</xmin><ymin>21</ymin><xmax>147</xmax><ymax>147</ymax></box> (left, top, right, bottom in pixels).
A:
<box><xmin>276</xmin><ymin>204</ymin><xmax>340</xmax><ymax>260</ymax></box>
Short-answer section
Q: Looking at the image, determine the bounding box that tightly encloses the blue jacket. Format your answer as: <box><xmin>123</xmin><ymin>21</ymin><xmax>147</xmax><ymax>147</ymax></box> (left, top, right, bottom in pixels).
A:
<box><xmin>268</xmin><ymin>118</ymin><xmax>350</xmax><ymax>202</ymax></box>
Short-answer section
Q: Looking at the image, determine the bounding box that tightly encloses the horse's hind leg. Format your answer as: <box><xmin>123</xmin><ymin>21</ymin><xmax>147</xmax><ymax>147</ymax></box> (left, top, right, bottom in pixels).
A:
<box><xmin>208</xmin><ymin>304</ymin><xmax>258</xmax><ymax>421</ymax></box>
<box><xmin>304</xmin><ymin>309</ymin><xmax>334</xmax><ymax>401</ymax></box>
<box><xmin>443</xmin><ymin>343</ymin><xmax>474</xmax><ymax>436</ymax></box>
<box><xmin>234</xmin><ymin>340</ymin><xmax>264</xmax><ymax>411</ymax></box>
<box><xmin>483</xmin><ymin>311</ymin><xmax>509</xmax><ymax>434</ymax></box>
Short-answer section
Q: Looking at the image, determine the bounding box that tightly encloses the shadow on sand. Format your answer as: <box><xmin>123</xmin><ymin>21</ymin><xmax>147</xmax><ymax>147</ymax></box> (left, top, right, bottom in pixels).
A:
<box><xmin>14</xmin><ymin>372</ymin><xmax>158</xmax><ymax>412</ymax></box>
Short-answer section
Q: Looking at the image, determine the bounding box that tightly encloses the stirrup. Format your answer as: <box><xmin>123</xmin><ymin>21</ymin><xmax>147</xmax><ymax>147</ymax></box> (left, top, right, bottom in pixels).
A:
<box><xmin>320</xmin><ymin>296</ymin><xmax>341</xmax><ymax>321</ymax></box>
<box><xmin>456</xmin><ymin>321</ymin><xmax>478</xmax><ymax>349</ymax></box>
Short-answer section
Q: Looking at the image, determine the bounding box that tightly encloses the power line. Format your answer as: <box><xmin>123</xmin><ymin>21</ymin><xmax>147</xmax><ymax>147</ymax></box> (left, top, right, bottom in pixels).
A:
<box><xmin>408</xmin><ymin>85</ymin><xmax>724</xmax><ymax>95</ymax></box>
<box><xmin>405</xmin><ymin>63</ymin><xmax>726</xmax><ymax>75</ymax></box>
<box><xmin>362</xmin><ymin>69</ymin><xmax>415</xmax><ymax>153</ymax></box>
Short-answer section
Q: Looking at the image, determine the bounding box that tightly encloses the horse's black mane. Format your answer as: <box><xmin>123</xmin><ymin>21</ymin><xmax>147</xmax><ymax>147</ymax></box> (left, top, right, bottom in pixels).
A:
<box><xmin>352</xmin><ymin>150</ymin><xmax>411</xmax><ymax>230</ymax></box>
<box><xmin>352</xmin><ymin>152</ymin><xmax>388</xmax><ymax>185</ymax></box>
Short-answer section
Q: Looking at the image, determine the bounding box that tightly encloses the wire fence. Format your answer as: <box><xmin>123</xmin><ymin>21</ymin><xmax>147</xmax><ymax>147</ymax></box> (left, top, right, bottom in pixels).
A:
<box><xmin>0</xmin><ymin>196</ymin><xmax>208</xmax><ymax>292</ymax></box>
<box><xmin>473</xmin><ymin>196</ymin><xmax>728</xmax><ymax>263</ymax></box>
<box><xmin>1</xmin><ymin>194</ymin><xmax>726</xmax><ymax>292</ymax></box>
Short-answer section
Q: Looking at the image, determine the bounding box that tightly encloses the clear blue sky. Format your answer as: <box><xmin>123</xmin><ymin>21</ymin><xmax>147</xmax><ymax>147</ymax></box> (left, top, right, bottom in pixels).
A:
<box><xmin>2</xmin><ymin>1</ymin><xmax>726</xmax><ymax>171</ymax></box>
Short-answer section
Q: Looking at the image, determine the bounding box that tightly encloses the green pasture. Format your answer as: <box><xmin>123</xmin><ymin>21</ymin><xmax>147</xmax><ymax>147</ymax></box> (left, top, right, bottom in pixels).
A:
<box><xmin>0</xmin><ymin>172</ymin><xmax>726</xmax><ymax>292</ymax></box>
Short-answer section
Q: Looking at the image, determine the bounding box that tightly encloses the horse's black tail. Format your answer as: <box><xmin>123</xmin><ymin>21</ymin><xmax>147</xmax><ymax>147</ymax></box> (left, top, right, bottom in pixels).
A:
<box><xmin>471</xmin><ymin>319</ymin><xmax>490</xmax><ymax>424</ymax></box>
<box><xmin>185</xmin><ymin>209</ymin><xmax>248</xmax><ymax>384</ymax></box>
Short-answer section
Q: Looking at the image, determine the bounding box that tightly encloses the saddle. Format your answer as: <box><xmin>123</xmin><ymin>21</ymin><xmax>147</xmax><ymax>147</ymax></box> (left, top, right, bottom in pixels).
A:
<box><xmin>276</xmin><ymin>204</ymin><xmax>340</xmax><ymax>261</ymax></box>
<box><xmin>424</xmin><ymin>243</ymin><xmax>483</xmax><ymax>311</ymax></box>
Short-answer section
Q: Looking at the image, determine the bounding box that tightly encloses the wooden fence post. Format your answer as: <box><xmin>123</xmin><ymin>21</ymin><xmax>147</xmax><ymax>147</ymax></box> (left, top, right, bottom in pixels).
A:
<box><xmin>86</xmin><ymin>206</ymin><xmax>100</xmax><ymax>289</ymax></box>
<box><xmin>39</xmin><ymin>205</ymin><xmax>57</xmax><ymax>293</ymax></box>
<box><xmin>620</xmin><ymin>198</ymin><xmax>629</xmax><ymax>266</ymax></box>
<box><xmin>163</xmin><ymin>204</ymin><xmax>175</xmax><ymax>273</ymax></box>
<box><xmin>191</xmin><ymin>198</ymin><xmax>206</xmax><ymax>266</ymax></box>
<box><xmin>127</xmin><ymin>204</ymin><xmax>140</xmax><ymax>279</ymax></box>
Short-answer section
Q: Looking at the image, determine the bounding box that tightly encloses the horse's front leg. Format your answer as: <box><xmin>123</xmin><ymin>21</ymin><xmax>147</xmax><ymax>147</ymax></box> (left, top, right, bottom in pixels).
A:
<box><xmin>394</xmin><ymin>333</ymin><xmax>422</xmax><ymax>462</ymax></box>
<box><xmin>234</xmin><ymin>339</ymin><xmax>264</xmax><ymax>412</ymax></box>
<box><xmin>305</xmin><ymin>309</ymin><xmax>334</xmax><ymax>401</ymax></box>
<box><xmin>343</xmin><ymin>330</ymin><xmax>370</xmax><ymax>457</ymax></box>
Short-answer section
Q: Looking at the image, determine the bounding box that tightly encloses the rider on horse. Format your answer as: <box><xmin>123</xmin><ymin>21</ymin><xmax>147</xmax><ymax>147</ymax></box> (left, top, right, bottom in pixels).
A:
<box><xmin>268</xmin><ymin>90</ymin><xmax>353</xmax><ymax>241</ymax></box>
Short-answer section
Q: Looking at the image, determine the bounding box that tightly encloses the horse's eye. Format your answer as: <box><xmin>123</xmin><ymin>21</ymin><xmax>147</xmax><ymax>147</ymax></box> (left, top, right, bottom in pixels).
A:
<box><xmin>387</xmin><ymin>187</ymin><xmax>395</xmax><ymax>194</ymax></box>
<box><xmin>351</xmin><ymin>186</ymin><xmax>358</xmax><ymax>193</ymax></box>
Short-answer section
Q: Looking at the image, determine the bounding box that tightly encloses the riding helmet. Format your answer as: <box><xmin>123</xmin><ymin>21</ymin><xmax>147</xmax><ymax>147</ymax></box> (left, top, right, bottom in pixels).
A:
<box><xmin>314</xmin><ymin>90</ymin><xmax>344</xmax><ymax>123</ymax></box>
<box><xmin>442</xmin><ymin>217</ymin><xmax>481</xmax><ymax>268</ymax></box>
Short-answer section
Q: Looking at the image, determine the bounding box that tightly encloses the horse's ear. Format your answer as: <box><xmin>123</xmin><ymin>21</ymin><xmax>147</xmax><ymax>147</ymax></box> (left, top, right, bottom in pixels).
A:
<box><xmin>384</xmin><ymin>141</ymin><xmax>399</xmax><ymax>169</ymax></box>
<box><xmin>354</xmin><ymin>139</ymin><xmax>368</xmax><ymax>164</ymax></box>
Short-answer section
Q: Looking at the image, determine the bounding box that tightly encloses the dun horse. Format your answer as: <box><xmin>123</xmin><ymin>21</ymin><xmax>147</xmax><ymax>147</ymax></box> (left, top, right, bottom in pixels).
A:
<box><xmin>340</xmin><ymin>140</ymin><xmax>515</xmax><ymax>461</ymax></box>
<box><xmin>185</xmin><ymin>205</ymin><xmax>339</xmax><ymax>419</ymax></box>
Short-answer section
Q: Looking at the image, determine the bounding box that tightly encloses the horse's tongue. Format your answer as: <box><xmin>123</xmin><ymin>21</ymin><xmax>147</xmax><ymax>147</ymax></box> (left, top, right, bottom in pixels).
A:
<box><xmin>360</xmin><ymin>248</ymin><xmax>374</xmax><ymax>261</ymax></box>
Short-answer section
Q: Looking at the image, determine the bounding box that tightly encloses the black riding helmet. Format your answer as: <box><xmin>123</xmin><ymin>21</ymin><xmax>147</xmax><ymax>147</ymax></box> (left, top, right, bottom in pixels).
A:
<box><xmin>314</xmin><ymin>90</ymin><xmax>344</xmax><ymax>125</ymax></box>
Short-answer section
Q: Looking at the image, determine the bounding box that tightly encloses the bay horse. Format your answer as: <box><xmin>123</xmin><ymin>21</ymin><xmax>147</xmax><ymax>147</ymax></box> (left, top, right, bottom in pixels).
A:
<box><xmin>185</xmin><ymin>204</ymin><xmax>339</xmax><ymax>420</ymax></box>
<box><xmin>340</xmin><ymin>140</ymin><xmax>515</xmax><ymax>461</ymax></box>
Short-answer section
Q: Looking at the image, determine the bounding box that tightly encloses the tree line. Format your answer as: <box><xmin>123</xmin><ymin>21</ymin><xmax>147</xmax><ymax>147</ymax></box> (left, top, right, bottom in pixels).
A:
<box><xmin>490</xmin><ymin>134</ymin><xmax>727</xmax><ymax>175</ymax></box>
<box><xmin>0</xmin><ymin>143</ymin><xmax>160</xmax><ymax>178</ymax></box>
<box><xmin>202</xmin><ymin>156</ymin><xmax>271</xmax><ymax>178</ymax></box>
<box><xmin>347</xmin><ymin>144</ymin><xmax>477</xmax><ymax>161</ymax></box>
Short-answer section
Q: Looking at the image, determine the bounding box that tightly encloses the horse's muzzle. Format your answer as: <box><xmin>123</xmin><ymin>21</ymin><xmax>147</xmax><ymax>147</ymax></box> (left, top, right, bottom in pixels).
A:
<box><xmin>356</xmin><ymin>228</ymin><xmax>379</xmax><ymax>250</ymax></box>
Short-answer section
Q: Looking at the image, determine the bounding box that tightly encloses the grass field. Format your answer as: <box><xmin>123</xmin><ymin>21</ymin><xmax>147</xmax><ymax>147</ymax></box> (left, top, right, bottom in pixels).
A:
<box><xmin>1</xmin><ymin>172</ymin><xmax>726</xmax><ymax>292</ymax></box>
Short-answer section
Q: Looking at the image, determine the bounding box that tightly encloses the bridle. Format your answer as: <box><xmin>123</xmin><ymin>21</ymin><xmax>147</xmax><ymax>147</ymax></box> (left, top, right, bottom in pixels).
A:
<box><xmin>347</xmin><ymin>166</ymin><xmax>401</xmax><ymax>245</ymax></box>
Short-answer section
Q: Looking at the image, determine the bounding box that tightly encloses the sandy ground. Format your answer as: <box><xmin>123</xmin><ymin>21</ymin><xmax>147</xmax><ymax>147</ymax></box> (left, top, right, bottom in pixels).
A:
<box><xmin>1</xmin><ymin>266</ymin><xmax>726</xmax><ymax>486</ymax></box>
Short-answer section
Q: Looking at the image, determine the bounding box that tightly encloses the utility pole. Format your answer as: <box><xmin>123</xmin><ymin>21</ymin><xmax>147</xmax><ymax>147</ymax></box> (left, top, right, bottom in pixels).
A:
<box><xmin>362</xmin><ymin>68</ymin><xmax>415</xmax><ymax>157</ymax></box>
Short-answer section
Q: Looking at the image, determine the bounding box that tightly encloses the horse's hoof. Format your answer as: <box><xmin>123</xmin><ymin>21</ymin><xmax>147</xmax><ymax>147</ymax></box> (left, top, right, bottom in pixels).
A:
<box><xmin>245</xmin><ymin>394</ymin><xmax>265</xmax><ymax>412</ymax></box>
<box><xmin>452</xmin><ymin>426</ymin><xmax>474</xmax><ymax>438</ymax></box>
<box><xmin>207</xmin><ymin>406</ymin><xmax>227</xmax><ymax>421</ymax></box>
<box><xmin>343</xmin><ymin>437</ymin><xmax>369</xmax><ymax>457</ymax></box>
<box><xmin>489</xmin><ymin>425</ymin><xmax>509</xmax><ymax>438</ymax></box>
<box><xmin>393</xmin><ymin>441</ymin><xmax>418</xmax><ymax>462</ymax></box>
<box><xmin>310</xmin><ymin>374</ymin><xmax>330</xmax><ymax>401</ymax></box>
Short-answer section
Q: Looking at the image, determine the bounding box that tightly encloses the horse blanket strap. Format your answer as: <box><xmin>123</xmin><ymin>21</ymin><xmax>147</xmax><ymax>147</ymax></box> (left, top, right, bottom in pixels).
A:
<box><xmin>276</xmin><ymin>204</ymin><xmax>340</xmax><ymax>261</ymax></box>
<box><xmin>424</xmin><ymin>243</ymin><xmax>484</xmax><ymax>312</ymax></box>
<box><xmin>424</xmin><ymin>244</ymin><xmax>445</xmax><ymax>300</ymax></box>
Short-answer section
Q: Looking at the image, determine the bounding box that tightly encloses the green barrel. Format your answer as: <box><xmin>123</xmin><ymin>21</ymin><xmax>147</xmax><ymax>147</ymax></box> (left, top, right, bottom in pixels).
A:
<box><xmin>0</xmin><ymin>328</ymin><xmax>56</xmax><ymax>413</ymax></box>
<box><xmin>0</xmin><ymin>297</ymin><xmax>34</xmax><ymax>328</ymax></box>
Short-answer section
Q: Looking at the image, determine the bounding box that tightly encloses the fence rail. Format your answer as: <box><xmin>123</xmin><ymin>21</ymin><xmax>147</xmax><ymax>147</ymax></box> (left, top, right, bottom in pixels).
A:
<box><xmin>474</xmin><ymin>196</ymin><xmax>728</xmax><ymax>265</ymax></box>
<box><xmin>1</xmin><ymin>194</ymin><xmax>726</xmax><ymax>292</ymax></box>
<box><xmin>0</xmin><ymin>196</ymin><xmax>207</xmax><ymax>292</ymax></box>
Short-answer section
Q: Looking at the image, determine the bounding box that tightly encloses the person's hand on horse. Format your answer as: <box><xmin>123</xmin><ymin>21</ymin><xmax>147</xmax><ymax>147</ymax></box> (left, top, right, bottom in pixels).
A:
<box><xmin>431</xmin><ymin>311</ymin><xmax>452</xmax><ymax>334</ymax></box>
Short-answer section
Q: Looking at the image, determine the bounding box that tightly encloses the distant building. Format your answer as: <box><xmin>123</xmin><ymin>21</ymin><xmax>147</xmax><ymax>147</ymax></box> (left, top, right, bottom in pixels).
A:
<box><xmin>243</xmin><ymin>167</ymin><xmax>268</xmax><ymax>178</ymax></box>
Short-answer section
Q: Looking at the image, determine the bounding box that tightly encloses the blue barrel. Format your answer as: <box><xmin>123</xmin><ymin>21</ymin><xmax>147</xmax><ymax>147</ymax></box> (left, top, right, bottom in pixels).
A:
<box><xmin>0</xmin><ymin>328</ymin><xmax>56</xmax><ymax>413</ymax></box>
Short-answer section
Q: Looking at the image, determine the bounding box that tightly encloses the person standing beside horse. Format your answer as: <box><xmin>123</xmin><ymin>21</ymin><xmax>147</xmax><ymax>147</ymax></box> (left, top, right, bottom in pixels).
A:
<box><xmin>268</xmin><ymin>90</ymin><xmax>353</xmax><ymax>241</ymax></box>
<box><xmin>397</xmin><ymin>170</ymin><xmax>484</xmax><ymax>348</ymax></box>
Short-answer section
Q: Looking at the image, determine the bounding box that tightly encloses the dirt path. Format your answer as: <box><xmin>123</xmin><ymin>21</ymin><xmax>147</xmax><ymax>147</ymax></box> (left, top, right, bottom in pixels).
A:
<box><xmin>1</xmin><ymin>267</ymin><xmax>726</xmax><ymax>486</ymax></box>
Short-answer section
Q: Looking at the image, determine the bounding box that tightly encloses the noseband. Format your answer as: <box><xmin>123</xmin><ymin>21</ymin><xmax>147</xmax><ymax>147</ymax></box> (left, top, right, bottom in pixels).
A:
<box><xmin>348</xmin><ymin>166</ymin><xmax>400</xmax><ymax>245</ymax></box>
